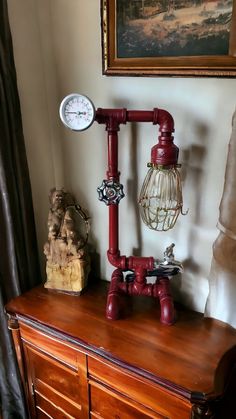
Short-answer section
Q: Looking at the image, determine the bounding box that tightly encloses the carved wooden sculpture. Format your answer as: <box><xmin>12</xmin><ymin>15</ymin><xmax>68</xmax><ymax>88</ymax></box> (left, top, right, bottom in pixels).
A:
<box><xmin>44</xmin><ymin>188</ymin><xmax>90</xmax><ymax>294</ymax></box>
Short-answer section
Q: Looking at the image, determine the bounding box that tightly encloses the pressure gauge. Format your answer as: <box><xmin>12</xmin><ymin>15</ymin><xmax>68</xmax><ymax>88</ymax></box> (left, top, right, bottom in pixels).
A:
<box><xmin>59</xmin><ymin>93</ymin><xmax>95</xmax><ymax>131</ymax></box>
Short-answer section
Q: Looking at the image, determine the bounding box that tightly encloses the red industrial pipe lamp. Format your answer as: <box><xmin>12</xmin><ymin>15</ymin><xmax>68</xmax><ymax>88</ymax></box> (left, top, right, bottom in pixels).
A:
<box><xmin>59</xmin><ymin>94</ymin><xmax>185</xmax><ymax>325</ymax></box>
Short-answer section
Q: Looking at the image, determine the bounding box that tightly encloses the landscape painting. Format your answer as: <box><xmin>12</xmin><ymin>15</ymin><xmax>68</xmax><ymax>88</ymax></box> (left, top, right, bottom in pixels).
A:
<box><xmin>117</xmin><ymin>0</ymin><xmax>234</xmax><ymax>58</ymax></box>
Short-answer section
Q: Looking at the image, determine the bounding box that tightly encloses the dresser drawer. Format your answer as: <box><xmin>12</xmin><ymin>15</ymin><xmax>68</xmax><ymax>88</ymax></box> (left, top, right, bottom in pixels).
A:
<box><xmin>89</xmin><ymin>381</ymin><xmax>165</xmax><ymax>419</ymax></box>
<box><xmin>19</xmin><ymin>322</ymin><xmax>84</xmax><ymax>370</ymax></box>
<box><xmin>88</xmin><ymin>356</ymin><xmax>191</xmax><ymax>419</ymax></box>
<box><xmin>35</xmin><ymin>380</ymin><xmax>82</xmax><ymax>419</ymax></box>
<box><xmin>24</xmin><ymin>345</ymin><xmax>88</xmax><ymax>418</ymax></box>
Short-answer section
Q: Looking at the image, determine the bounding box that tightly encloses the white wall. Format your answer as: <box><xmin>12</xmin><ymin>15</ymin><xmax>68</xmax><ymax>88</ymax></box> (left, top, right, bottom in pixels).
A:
<box><xmin>7</xmin><ymin>0</ymin><xmax>236</xmax><ymax>313</ymax></box>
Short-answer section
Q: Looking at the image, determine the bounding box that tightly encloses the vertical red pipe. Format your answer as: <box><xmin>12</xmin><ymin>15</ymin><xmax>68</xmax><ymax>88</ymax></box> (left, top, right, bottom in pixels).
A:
<box><xmin>107</xmin><ymin>130</ymin><xmax>118</xmax><ymax>179</ymax></box>
<box><xmin>109</xmin><ymin>205</ymin><xmax>119</xmax><ymax>255</ymax></box>
<box><xmin>107</xmin><ymin>128</ymin><xmax>119</xmax><ymax>255</ymax></box>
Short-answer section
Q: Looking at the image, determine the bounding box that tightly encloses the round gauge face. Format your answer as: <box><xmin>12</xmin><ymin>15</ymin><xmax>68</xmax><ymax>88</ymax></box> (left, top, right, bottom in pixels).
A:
<box><xmin>59</xmin><ymin>93</ymin><xmax>95</xmax><ymax>131</ymax></box>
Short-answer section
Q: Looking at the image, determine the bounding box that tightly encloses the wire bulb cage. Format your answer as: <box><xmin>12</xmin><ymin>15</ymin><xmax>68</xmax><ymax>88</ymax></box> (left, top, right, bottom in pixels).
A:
<box><xmin>138</xmin><ymin>164</ymin><xmax>184</xmax><ymax>231</ymax></box>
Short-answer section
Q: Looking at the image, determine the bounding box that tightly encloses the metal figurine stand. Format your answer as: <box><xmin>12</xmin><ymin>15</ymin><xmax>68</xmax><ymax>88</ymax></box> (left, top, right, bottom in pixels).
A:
<box><xmin>95</xmin><ymin>108</ymin><xmax>183</xmax><ymax>325</ymax></box>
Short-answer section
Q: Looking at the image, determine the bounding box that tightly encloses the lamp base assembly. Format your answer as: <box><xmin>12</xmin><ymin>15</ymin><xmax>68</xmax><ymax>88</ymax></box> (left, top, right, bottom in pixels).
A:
<box><xmin>106</xmin><ymin>269</ymin><xmax>176</xmax><ymax>325</ymax></box>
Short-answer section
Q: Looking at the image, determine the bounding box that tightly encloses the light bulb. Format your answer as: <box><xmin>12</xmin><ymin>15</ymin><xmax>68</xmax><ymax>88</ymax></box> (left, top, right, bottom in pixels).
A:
<box><xmin>138</xmin><ymin>164</ymin><xmax>183</xmax><ymax>231</ymax></box>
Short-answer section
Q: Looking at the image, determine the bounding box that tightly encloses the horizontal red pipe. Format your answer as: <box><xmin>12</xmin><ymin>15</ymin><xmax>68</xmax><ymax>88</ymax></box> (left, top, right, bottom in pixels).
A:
<box><xmin>96</xmin><ymin>108</ymin><xmax>174</xmax><ymax>133</ymax></box>
<box><xmin>107</xmin><ymin>250</ymin><xmax>154</xmax><ymax>271</ymax></box>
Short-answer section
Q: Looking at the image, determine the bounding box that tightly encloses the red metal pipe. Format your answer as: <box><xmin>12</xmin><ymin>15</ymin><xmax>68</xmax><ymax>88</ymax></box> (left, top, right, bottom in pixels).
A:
<box><xmin>96</xmin><ymin>106</ymin><xmax>177</xmax><ymax>324</ymax></box>
<box><xmin>107</xmin><ymin>125</ymin><xmax>120</xmax><ymax>257</ymax></box>
<box><xmin>96</xmin><ymin>108</ymin><xmax>175</xmax><ymax>133</ymax></box>
<box><xmin>102</xmin><ymin>110</ymin><xmax>156</xmax><ymax>271</ymax></box>
<box><xmin>128</xmin><ymin>256</ymin><xmax>154</xmax><ymax>271</ymax></box>
<box><xmin>153</xmin><ymin>278</ymin><xmax>176</xmax><ymax>325</ymax></box>
<box><xmin>96</xmin><ymin>107</ymin><xmax>178</xmax><ymax>167</ymax></box>
<box><xmin>106</xmin><ymin>269</ymin><xmax>176</xmax><ymax>324</ymax></box>
<box><xmin>106</xmin><ymin>269</ymin><xmax>124</xmax><ymax>320</ymax></box>
<box><xmin>96</xmin><ymin>106</ymin><xmax>177</xmax><ymax>269</ymax></box>
<box><xmin>107</xmin><ymin>130</ymin><xmax>119</xmax><ymax>180</ymax></box>
<box><xmin>108</xmin><ymin>205</ymin><xmax>119</xmax><ymax>256</ymax></box>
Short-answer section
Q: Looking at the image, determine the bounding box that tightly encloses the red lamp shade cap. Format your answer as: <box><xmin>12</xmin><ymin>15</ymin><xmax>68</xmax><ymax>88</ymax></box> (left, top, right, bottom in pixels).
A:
<box><xmin>151</xmin><ymin>135</ymin><xmax>179</xmax><ymax>166</ymax></box>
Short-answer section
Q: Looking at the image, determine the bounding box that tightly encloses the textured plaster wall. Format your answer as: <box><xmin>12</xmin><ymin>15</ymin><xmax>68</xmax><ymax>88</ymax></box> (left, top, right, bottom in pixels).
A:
<box><xmin>7</xmin><ymin>0</ymin><xmax>236</xmax><ymax>313</ymax></box>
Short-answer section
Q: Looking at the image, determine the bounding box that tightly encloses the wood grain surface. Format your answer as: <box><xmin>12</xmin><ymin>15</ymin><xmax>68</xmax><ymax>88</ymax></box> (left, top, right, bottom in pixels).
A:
<box><xmin>6</xmin><ymin>279</ymin><xmax>236</xmax><ymax>401</ymax></box>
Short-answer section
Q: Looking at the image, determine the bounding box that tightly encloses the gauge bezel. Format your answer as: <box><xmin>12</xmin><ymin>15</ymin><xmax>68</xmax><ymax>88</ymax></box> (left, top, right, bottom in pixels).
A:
<box><xmin>59</xmin><ymin>93</ymin><xmax>96</xmax><ymax>132</ymax></box>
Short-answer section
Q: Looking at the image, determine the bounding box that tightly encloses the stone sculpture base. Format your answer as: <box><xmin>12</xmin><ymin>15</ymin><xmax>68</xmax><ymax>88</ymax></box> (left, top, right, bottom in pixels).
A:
<box><xmin>44</xmin><ymin>259</ymin><xmax>90</xmax><ymax>295</ymax></box>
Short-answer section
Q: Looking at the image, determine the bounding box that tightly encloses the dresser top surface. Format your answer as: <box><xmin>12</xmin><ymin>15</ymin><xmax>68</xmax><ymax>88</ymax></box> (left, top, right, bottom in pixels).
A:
<box><xmin>6</xmin><ymin>280</ymin><xmax>236</xmax><ymax>397</ymax></box>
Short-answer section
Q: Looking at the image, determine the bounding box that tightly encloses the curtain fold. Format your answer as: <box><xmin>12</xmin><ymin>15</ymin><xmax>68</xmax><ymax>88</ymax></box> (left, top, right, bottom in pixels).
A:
<box><xmin>205</xmin><ymin>109</ymin><xmax>236</xmax><ymax>328</ymax></box>
<box><xmin>0</xmin><ymin>0</ymin><xmax>41</xmax><ymax>417</ymax></box>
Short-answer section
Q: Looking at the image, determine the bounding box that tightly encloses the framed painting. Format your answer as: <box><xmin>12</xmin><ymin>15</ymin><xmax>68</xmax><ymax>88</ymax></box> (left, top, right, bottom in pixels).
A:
<box><xmin>101</xmin><ymin>0</ymin><xmax>236</xmax><ymax>77</ymax></box>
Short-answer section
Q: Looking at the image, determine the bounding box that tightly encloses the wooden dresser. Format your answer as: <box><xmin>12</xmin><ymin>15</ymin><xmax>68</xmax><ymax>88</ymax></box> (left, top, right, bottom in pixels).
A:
<box><xmin>5</xmin><ymin>280</ymin><xmax>236</xmax><ymax>419</ymax></box>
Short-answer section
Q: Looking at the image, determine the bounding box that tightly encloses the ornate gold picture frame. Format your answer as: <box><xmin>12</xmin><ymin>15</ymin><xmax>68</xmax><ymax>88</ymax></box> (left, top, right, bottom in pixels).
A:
<box><xmin>101</xmin><ymin>0</ymin><xmax>236</xmax><ymax>77</ymax></box>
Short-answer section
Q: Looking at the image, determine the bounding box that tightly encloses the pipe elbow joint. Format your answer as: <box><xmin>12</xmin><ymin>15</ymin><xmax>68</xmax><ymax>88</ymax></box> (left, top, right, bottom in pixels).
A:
<box><xmin>107</xmin><ymin>251</ymin><xmax>127</xmax><ymax>270</ymax></box>
<box><xmin>153</xmin><ymin>108</ymin><xmax>175</xmax><ymax>134</ymax></box>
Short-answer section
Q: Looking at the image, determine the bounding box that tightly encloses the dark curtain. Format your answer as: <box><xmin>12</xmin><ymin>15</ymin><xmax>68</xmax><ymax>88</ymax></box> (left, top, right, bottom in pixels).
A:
<box><xmin>0</xmin><ymin>0</ymin><xmax>41</xmax><ymax>417</ymax></box>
